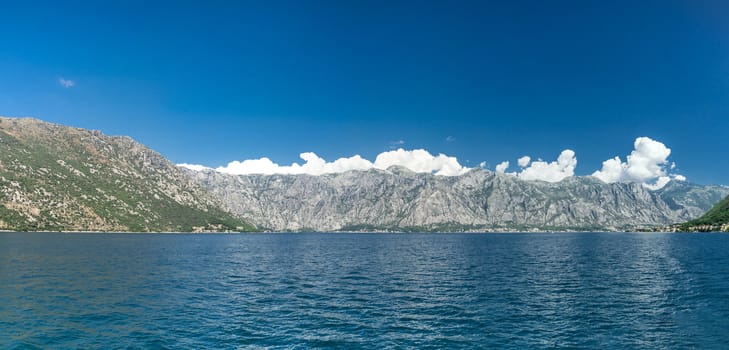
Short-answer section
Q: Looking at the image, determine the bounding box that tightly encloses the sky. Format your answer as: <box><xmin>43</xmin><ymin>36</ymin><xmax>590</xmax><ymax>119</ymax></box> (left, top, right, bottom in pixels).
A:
<box><xmin>1</xmin><ymin>1</ymin><xmax>728</xmax><ymax>185</ymax></box>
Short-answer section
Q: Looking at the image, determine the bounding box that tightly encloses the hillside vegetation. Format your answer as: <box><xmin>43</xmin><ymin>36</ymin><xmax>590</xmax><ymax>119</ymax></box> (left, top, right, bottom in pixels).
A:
<box><xmin>680</xmin><ymin>195</ymin><xmax>729</xmax><ymax>232</ymax></box>
<box><xmin>0</xmin><ymin>117</ymin><xmax>254</xmax><ymax>232</ymax></box>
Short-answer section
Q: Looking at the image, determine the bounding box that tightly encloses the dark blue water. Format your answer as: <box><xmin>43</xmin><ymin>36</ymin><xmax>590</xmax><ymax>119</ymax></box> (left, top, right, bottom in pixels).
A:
<box><xmin>1</xmin><ymin>233</ymin><xmax>729</xmax><ymax>349</ymax></box>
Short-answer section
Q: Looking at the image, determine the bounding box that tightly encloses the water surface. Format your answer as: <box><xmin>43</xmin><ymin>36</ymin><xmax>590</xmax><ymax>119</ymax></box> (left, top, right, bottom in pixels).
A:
<box><xmin>1</xmin><ymin>232</ymin><xmax>728</xmax><ymax>348</ymax></box>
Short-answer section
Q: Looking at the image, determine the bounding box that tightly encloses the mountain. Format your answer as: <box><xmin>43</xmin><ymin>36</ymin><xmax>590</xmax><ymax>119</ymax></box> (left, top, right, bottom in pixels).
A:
<box><xmin>0</xmin><ymin>117</ymin><xmax>253</xmax><ymax>232</ymax></box>
<box><xmin>183</xmin><ymin>166</ymin><xmax>729</xmax><ymax>232</ymax></box>
<box><xmin>2</xmin><ymin>116</ymin><xmax>726</xmax><ymax>233</ymax></box>
<box><xmin>679</xmin><ymin>195</ymin><xmax>729</xmax><ymax>232</ymax></box>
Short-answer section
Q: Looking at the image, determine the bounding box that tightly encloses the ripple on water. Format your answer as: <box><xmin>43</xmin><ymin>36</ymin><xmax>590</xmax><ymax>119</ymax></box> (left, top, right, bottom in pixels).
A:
<box><xmin>2</xmin><ymin>232</ymin><xmax>729</xmax><ymax>348</ymax></box>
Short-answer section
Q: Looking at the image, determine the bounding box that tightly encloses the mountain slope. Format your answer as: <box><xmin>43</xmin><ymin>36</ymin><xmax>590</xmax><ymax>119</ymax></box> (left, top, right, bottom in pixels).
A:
<box><xmin>0</xmin><ymin>117</ymin><xmax>253</xmax><ymax>232</ymax></box>
<box><xmin>184</xmin><ymin>167</ymin><xmax>729</xmax><ymax>232</ymax></box>
<box><xmin>679</xmin><ymin>195</ymin><xmax>729</xmax><ymax>232</ymax></box>
<box><xmin>2</xmin><ymin>116</ymin><xmax>725</xmax><ymax>233</ymax></box>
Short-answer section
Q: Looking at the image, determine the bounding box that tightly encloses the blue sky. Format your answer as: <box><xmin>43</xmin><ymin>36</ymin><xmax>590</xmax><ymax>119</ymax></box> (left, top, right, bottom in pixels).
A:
<box><xmin>1</xmin><ymin>1</ymin><xmax>728</xmax><ymax>184</ymax></box>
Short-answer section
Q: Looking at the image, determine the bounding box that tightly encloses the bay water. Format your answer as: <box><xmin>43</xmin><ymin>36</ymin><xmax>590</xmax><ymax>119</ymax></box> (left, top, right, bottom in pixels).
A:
<box><xmin>1</xmin><ymin>232</ymin><xmax>728</xmax><ymax>348</ymax></box>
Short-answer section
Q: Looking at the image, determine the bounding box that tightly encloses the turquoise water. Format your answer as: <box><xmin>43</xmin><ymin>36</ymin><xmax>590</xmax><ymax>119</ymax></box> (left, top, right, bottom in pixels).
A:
<box><xmin>1</xmin><ymin>232</ymin><xmax>729</xmax><ymax>349</ymax></box>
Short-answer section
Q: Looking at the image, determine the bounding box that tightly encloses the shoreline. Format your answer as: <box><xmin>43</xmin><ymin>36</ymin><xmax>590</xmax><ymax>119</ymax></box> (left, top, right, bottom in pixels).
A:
<box><xmin>1</xmin><ymin>229</ymin><xmax>725</xmax><ymax>234</ymax></box>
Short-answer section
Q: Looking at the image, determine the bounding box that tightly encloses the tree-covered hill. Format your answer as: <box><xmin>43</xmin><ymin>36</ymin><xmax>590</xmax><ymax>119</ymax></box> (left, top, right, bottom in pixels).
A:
<box><xmin>680</xmin><ymin>195</ymin><xmax>729</xmax><ymax>232</ymax></box>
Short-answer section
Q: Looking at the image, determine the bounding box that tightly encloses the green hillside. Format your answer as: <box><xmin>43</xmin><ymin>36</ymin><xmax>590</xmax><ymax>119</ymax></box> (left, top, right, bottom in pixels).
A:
<box><xmin>0</xmin><ymin>117</ymin><xmax>254</xmax><ymax>232</ymax></box>
<box><xmin>680</xmin><ymin>195</ymin><xmax>729</xmax><ymax>232</ymax></box>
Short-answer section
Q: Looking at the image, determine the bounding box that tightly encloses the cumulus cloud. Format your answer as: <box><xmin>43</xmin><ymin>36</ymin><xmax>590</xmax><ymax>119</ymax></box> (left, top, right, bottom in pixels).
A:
<box><xmin>178</xmin><ymin>163</ymin><xmax>212</xmax><ymax>172</ymax></box>
<box><xmin>592</xmin><ymin>137</ymin><xmax>681</xmax><ymax>189</ymax></box>
<box><xmin>494</xmin><ymin>150</ymin><xmax>576</xmax><ymax>182</ymax></box>
<box><xmin>373</xmin><ymin>149</ymin><xmax>468</xmax><ymax>176</ymax></box>
<box><xmin>211</xmin><ymin>148</ymin><xmax>469</xmax><ymax>176</ymax></box>
<box><xmin>58</xmin><ymin>78</ymin><xmax>75</xmax><ymax>88</ymax></box>
<box><xmin>644</xmin><ymin>176</ymin><xmax>671</xmax><ymax>191</ymax></box>
<box><xmin>495</xmin><ymin>161</ymin><xmax>510</xmax><ymax>174</ymax></box>
<box><xmin>178</xmin><ymin>137</ymin><xmax>685</xmax><ymax>187</ymax></box>
<box><xmin>215</xmin><ymin>153</ymin><xmax>372</xmax><ymax>176</ymax></box>
<box><xmin>516</xmin><ymin>150</ymin><xmax>577</xmax><ymax>182</ymax></box>
<box><xmin>517</xmin><ymin>156</ymin><xmax>531</xmax><ymax>168</ymax></box>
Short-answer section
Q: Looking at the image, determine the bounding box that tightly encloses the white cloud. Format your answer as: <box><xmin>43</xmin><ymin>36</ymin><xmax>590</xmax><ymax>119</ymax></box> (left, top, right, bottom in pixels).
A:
<box><xmin>516</xmin><ymin>150</ymin><xmax>576</xmax><ymax>182</ymax></box>
<box><xmin>373</xmin><ymin>149</ymin><xmax>468</xmax><ymax>176</ymax></box>
<box><xmin>517</xmin><ymin>156</ymin><xmax>531</xmax><ymax>168</ymax></box>
<box><xmin>178</xmin><ymin>163</ymin><xmax>212</xmax><ymax>172</ymax></box>
<box><xmin>592</xmin><ymin>137</ymin><xmax>682</xmax><ymax>190</ymax></box>
<box><xmin>179</xmin><ymin>137</ymin><xmax>686</xmax><ymax>187</ymax></box>
<box><xmin>644</xmin><ymin>176</ymin><xmax>671</xmax><ymax>191</ymax></box>
<box><xmin>495</xmin><ymin>161</ymin><xmax>510</xmax><ymax>174</ymax></box>
<box><xmin>215</xmin><ymin>153</ymin><xmax>372</xmax><ymax>176</ymax></box>
<box><xmin>58</xmin><ymin>78</ymin><xmax>75</xmax><ymax>88</ymax></box>
<box><xmin>446</xmin><ymin>136</ymin><xmax>456</xmax><ymax>142</ymax></box>
<box><xmin>592</xmin><ymin>156</ymin><xmax>623</xmax><ymax>183</ymax></box>
<box><xmin>211</xmin><ymin>148</ymin><xmax>469</xmax><ymax>176</ymax></box>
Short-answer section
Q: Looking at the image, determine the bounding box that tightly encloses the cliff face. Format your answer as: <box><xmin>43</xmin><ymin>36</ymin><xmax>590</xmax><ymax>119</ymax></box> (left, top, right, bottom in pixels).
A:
<box><xmin>184</xmin><ymin>167</ymin><xmax>729</xmax><ymax>232</ymax></box>
<box><xmin>0</xmin><ymin>117</ymin><xmax>252</xmax><ymax>232</ymax></box>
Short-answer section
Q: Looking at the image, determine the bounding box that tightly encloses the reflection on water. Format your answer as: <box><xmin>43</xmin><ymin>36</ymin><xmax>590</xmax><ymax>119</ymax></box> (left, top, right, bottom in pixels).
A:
<box><xmin>1</xmin><ymin>232</ymin><xmax>729</xmax><ymax>348</ymax></box>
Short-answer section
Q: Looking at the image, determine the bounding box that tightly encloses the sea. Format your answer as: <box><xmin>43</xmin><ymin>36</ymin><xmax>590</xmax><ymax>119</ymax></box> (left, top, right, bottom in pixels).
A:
<box><xmin>1</xmin><ymin>232</ymin><xmax>728</xmax><ymax>349</ymax></box>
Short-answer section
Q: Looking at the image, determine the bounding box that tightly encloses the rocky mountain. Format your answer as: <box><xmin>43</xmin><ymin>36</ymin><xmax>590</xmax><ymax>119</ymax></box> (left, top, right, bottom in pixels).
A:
<box><xmin>0</xmin><ymin>117</ymin><xmax>253</xmax><ymax>232</ymax></box>
<box><xmin>2</xmin><ymin>116</ymin><xmax>726</xmax><ymax>233</ymax></box>
<box><xmin>183</xmin><ymin>166</ymin><xmax>729</xmax><ymax>232</ymax></box>
<box><xmin>679</xmin><ymin>195</ymin><xmax>729</xmax><ymax>232</ymax></box>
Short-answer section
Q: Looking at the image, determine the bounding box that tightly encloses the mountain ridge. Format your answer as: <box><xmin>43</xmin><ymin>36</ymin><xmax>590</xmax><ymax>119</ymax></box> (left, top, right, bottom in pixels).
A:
<box><xmin>2</xmin><ymin>116</ymin><xmax>727</xmax><ymax>233</ymax></box>
<box><xmin>0</xmin><ymin>117</ymin><xmax>254</xmax><ymax>232</ymax></box>
<box><xmin>183</xmin><ymin>166</ymin><xmax>729</xmax><ymax>232</ymax></box>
